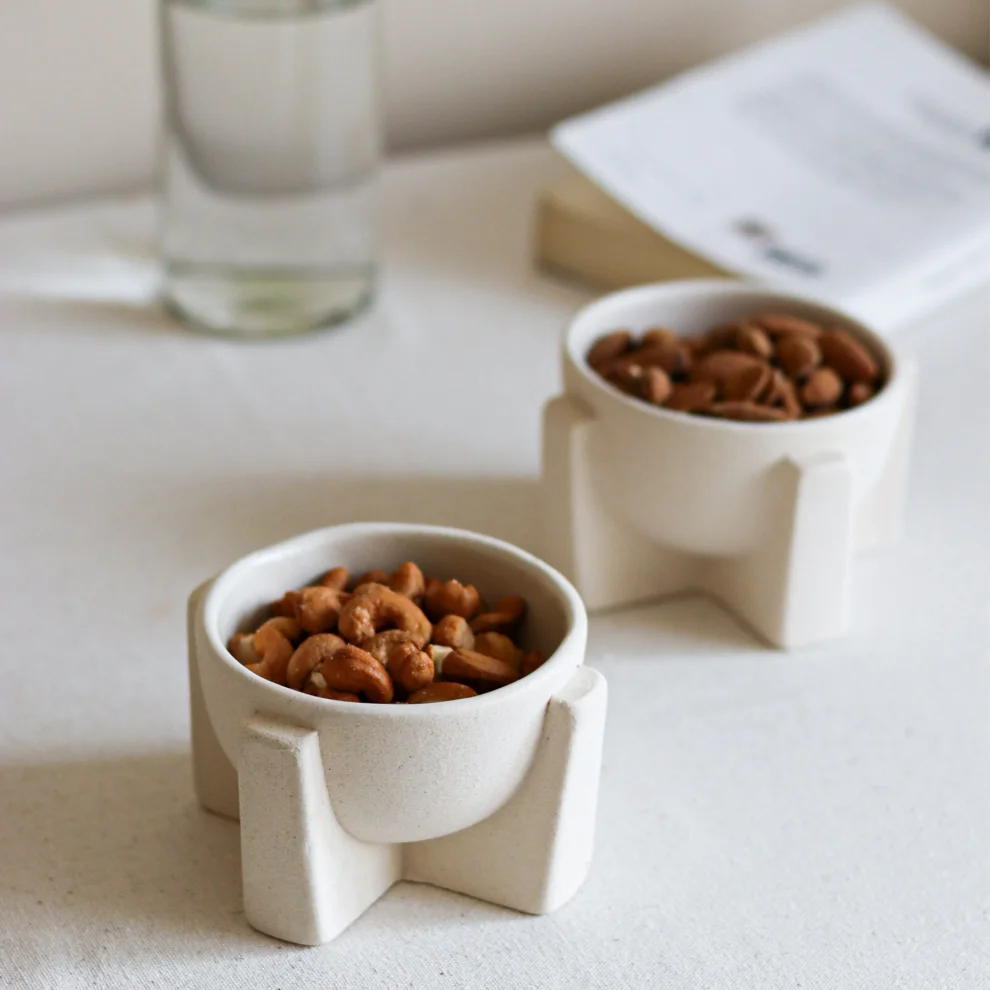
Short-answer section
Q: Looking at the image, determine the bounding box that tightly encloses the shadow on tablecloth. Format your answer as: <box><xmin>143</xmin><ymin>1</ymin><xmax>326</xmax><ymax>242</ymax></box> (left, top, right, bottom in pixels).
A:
<box><xmin>130</xmin><ymin>472</ymin><xmax>762</xmax><ymax>654</ymax></box>
<box><xmin>0</xmin><ymin>753</ymin><xmax>259</xmax><ymax>950</ymax></box>
<box><xmin>0</xmin><ymin>750</ymin><xmax>529</xmax><ymax>974</ymax></box>
<box><xmin>173</xmin><ymin>475</ymin><xmax>547</xmax><ymax>575</ymax></box>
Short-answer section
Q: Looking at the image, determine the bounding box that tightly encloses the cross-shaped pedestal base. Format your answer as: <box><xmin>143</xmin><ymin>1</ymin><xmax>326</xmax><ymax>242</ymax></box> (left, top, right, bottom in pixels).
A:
<box><xmin>188</xmin><ymin>610</ymin><xmax>607</xmax><ymax>945</ymax></box>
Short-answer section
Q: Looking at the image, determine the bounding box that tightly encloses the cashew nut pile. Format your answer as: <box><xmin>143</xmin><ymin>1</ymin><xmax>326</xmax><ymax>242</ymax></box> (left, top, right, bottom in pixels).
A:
<box><xmin>227</xmin><ymin>562</ymin><xmax>546</xmax><ymax>704</ymax></box>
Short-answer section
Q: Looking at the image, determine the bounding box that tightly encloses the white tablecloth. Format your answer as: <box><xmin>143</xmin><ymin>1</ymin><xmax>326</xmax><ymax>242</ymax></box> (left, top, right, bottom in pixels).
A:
<box><xmin>1</xmin><ymin>139</ymin><xmax>987</xmax><ymax>989</ymax></box>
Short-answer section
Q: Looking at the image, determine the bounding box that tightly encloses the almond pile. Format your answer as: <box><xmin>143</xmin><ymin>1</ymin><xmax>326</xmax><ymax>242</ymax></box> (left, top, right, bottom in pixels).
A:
<box><xmin>227</xmin><ymin>562</ymin><xmax>544</xmax><ymax>704</ymax></box>
<box><xmin>586</xmin><ymin>312</ymin><xmax>885</xmax><ymax>421</ymax></box>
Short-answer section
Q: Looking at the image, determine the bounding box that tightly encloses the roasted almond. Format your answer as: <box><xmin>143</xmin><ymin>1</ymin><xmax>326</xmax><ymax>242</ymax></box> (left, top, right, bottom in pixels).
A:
<box><xmin>734</xmin><ymin>324</ymin><xmax>773</xmax><ymax>359</ymax></box>
<box><xmin>760</xmin><ymin>367</ymin><xmax>803</xmax><ymax>416</ymax></box>
<box><xmin>641</xmin><ymin>327</ymin><xmax>678</xmax><ymax>348</ymax></box>
<box><xmin>602</xmin><ymin>357</ymin><xmax>645</xmax><ymax>395</ymax></box>
<box><xmin>708</xmin><ymin>401</ymin><xmax>790</xmax><ymax>422</ymax></box>
<box><xmin>587</xmin><ymin>329</ymin><xmax>632</xmax><ymax>369</ymax></box>
<box><xmin>701</xmin><ymin>322</ymin><xmax>745</xmax><ymax>352</ymax></box>
<box><xmin>691</xmin><ymin>350</ymin><xmax>766</xmax><ymax>388</ymax></box>
<box><xmin>641</xmin><ymin>366</ymin><xmax>672</xmax><ymax>405</ymax></box>
<box><xmin>819</xmin><ymin>329</ymin><xmax>880</xmax><ymax>383</ymax></box>
<box><xmin>800</xmin><ymin>367</ymin><xmax>844</xmax><ymax>408</ymax></box>
<box><xmin>775</xmin><ymin>372</ymin><xmax>803</xmax><ymax>419</ymax></box>
<box><xmin>847</xmin><ymin>382</ymin><xmax>875</xmax><ymax>407</ymax></box>
<box><xmin>634</xmin><ymin>341</ymin><xmax>690</xmax><ymax>376</ymax></box>
<box><xmin>586</xmin><ymin>317</ymin><xmax>883</xmax><ymax>422</ymax></box>
<box><xmin>752</xmin><ymin>313</ymin><xmax>822</xmax><ymax>337</ymax></box>
<box><xmin>721</xmin><ymin>362</ymin><xmax>771</xmax><ymax>402</ymax></box>
<box><xmin>775</xmin><ymin>334</ymin><xmax>821</xmax><ymax>379</ymax></box>
<box><xmin>665</xmin><ymin>380</ymin><xmax>716</xmax><ymax>412</ymax></box>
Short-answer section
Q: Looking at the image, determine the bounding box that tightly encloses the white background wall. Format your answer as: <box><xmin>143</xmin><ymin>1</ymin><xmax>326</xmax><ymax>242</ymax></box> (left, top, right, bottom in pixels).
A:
<box><xmin>0</xmin><ymin>0</ymin><xmax>986</xmax><ymax>206</ymax></box>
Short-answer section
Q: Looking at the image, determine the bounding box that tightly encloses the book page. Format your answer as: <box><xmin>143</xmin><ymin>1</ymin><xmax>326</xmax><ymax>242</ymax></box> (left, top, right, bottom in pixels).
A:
<box><xmin>552</xmin><ymin>3</ymin><xmax>990</xmax><ymax>324</ymax></box>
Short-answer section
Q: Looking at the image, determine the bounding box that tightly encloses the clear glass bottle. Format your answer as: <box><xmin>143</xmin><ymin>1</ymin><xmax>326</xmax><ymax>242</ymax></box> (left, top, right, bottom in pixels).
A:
<box><xmin>159</xmin><ymin>0</ymin><xmax>380</xmax><ymax>337</ymax></box>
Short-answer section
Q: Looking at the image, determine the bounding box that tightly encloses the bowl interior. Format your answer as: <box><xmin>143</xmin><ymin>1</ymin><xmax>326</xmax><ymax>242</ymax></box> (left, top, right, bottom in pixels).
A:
<box><xmin>565</xmin><ymin>279</ymin><xmax>896</xmax><ymax>415</ymax></box>
<box><xmin>204</xmin><ymin>523</ymin><xmax>583</xmax><ymax>699</ymax></box>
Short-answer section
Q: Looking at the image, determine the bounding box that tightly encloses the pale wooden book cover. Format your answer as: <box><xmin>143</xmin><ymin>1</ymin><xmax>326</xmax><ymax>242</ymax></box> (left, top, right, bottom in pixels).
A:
<box><xmin>535</xmin><ymin>173</ymin><xmax>728</xmax><ymax>290</ymax></box>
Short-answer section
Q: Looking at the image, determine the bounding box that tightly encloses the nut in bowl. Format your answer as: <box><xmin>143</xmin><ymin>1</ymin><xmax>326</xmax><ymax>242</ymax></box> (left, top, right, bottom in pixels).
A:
<box><xmin>188</xmin><ymin>523</ymin><xmax>606</xmax><ymax>945</ymax></box>
<box><xmin>229</xmin><ymin>559</ymin><xmax>546</xmax><ymax>705</ymax></box>
<box><xmin>542</xmin><ymin>279</ymin><xmax>918</xmax><ymax>648</ymax></box>
<box><xmin>586</xmin><ymin>312</ymin><xmax>886</xmax><ymax>421</ymax></box>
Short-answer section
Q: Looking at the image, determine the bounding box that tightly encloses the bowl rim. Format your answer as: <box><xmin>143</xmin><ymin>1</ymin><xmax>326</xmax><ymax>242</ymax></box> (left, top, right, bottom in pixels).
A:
<box><xmin>201</xmin><ymin>522</ymin><xmax>587</xmax><ymax>717</ymax></box>
<box><xmin>564</xmin><ymin>278</ymin><xmax>904</xmax><ymax>433</ymax></box>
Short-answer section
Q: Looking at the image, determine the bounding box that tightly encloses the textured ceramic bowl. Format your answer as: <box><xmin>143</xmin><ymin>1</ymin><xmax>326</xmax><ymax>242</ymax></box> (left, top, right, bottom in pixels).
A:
<box><xmin>195</xmin><ymin>522</ymin><xmax>587</xmax><ymax>844</ymax></box>
<box><xmin>563</xmin><ymin>280</ymin><xmax>909</xmax><ymax>556</ymax></box>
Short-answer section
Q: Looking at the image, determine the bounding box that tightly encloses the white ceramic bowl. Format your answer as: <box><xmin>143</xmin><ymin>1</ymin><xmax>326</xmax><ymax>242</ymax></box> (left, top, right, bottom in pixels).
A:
<box><xmin>195</xmin><ymin>522</ymin><xmax>588</xmax><ymax>844</ymax></box>
<box><xmin>563</xmin><ymin>280</ymin><xmax>909</xmax><ymax>556</ymax></box>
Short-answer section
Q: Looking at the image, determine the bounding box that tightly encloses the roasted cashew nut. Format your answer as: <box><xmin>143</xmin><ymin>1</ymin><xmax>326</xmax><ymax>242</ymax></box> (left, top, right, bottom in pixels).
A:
<box><xmin>305</xmin><ymin>683</ymin><xmax>360</xmax><ymax>702</ymax></box>
<box><xmin>294</xmin><ymin>586</ymin><xmax>351</xmax><ymax>634</ymax></box>
<box><xmin>353</xmin><ymin>569</ymin><xmax>388</xmax><ymax>590</ymax></box>
<box><xmin>423</xmin><ymin>578</ymin><xmax>482</xmax><ymax>622</ymax></box>
<box><xmin>521</xmin><ymin>650</ymin><xmax>546</xmax><ymax>677</ymax></box>
<box><xmin>263</xmin><ymin>615</ymin><xmax>304</xmax><ymax>644</ymax></box>
<box><xmin>360</xmin><ymin>630</ymin><xmax>434</xmax><ymax>693</ymax></box>
<box><xmin>320</xmin><ymin>644</ymin><xmax>394</xmax><ymax>704</ymax></box>
<box><xmin>384</xmin><ymin>640</ymin><xmax>434</xmax><ymax>695</ymax></box>
<box><xmin>407</xmin><ymin>682</ymin><xmax>477</xmax><ymax>704</ymax></box>
<box><xmin>228</xmin><ymin>620</ymin><xmax>295</xmax><ymax>687</ymax></box>
<box><xmin>286</xmin><ymin>632</ymin><xmax>346</xmax><ymax>692</ymax></box>
<box><xmin>470</xmin><ymin>595</ymin><xmax>527</xmax><ymax>636</ymax></box>
<box><xmin>320</xmin><ymin>567</ymin><xmax>350</xmax><ymax>591</ymax></box>
<box><xmin>228</xmin><ymin>633</ymin><xmax>262</xmax><ymax>666</ymax></box>
<box><xmin>388</xmin><ymin>561</ymin><xmax>426</xmax><ymax>601</ymax></box>
<box><xmin>472</xmin><ymin>631</ymin><xmax>523</xmax><ymax>670</ymax></box>
<box><xmin>432</xmin><ymin>614</ymin><xmax>475</xmax><ymax>650</ymax></box>
<box><xmin>271</xmin><ymin>590</ymin><xmax>301</xmax><ymax>618</ymax></box>
<box><xmin>426</xmin><ymin>643</ymin><xmax>453</xmax><ymax>667</ymax></box>
<box><xmin>253</xmin><ymin>561</ymin><xmax>534</xmax><ymax>704</ymax></box>
<box><xmin>361</xmin><ymin>629</ymin><xmax>416</xmax><ymax>666</ymax></box>
<box><xmin>442</xmin><ymin>648</ymin><xmax>519</xmax><ymax>689</ymax></box>
<box><xmin>338</xmin><ymin>584</ymin><xmax>432</xmax><ymax>648</ymax></box>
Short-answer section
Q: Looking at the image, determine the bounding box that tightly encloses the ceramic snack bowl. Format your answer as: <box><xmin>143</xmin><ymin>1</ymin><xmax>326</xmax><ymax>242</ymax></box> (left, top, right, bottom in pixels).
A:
<box><xmin>542</xmin><ymin>279</ymin><xmax>917</xmax><ymax>647</ymax></box>
<box><xmin>188</xmin><ymin>522</ymin><xmax>607</xmax><ymax>944</ymax></box>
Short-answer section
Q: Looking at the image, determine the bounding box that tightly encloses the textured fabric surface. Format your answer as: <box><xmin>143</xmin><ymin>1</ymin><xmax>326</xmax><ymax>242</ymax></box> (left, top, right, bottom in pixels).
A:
<box><xmin>0</xmin><ymin>140</ymin><xmax>987</xmax><ymax>989</ymax></box>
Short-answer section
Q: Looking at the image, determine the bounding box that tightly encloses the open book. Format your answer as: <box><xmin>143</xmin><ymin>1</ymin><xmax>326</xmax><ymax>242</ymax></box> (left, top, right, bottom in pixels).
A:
<box><xmin>542</xmin><ymin>3</ymin><xmax>990</xmax><ymax>333</ymax></box>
